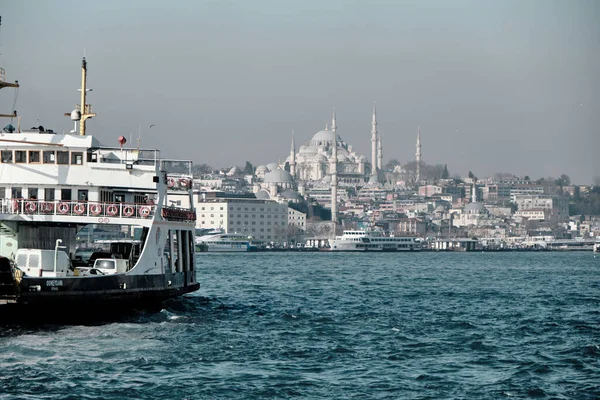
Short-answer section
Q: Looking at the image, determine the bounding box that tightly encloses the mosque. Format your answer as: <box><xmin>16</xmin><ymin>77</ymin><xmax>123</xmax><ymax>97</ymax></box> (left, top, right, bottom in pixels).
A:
<box><xmin>253</xmin><ymin>106</ymin><xmax>387</xmax><ymax>222</ymax></box>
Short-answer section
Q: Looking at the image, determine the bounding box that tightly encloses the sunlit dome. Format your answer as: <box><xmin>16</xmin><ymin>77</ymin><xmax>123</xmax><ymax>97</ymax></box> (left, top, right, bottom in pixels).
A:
<box><xmin>264</xmin><ymin>169</ymin><xmax>295</xmax><ymax>184</ymax></box>
<box><xmin>266</xmin><ymin>162</ymin><xmax>279</xmax><ymax>171</ymax></box>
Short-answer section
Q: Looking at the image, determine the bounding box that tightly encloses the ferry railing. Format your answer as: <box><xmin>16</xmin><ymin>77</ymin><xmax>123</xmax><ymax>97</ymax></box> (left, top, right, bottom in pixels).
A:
<box><xmin>3</xmin><ymin>198</ymin><xmax>196</xmax><ymax>223</ymax></box>
<box><xmin>3</xmin><ymin>198</ymin><xmax>156</xmax><ymax>220</ymax></box>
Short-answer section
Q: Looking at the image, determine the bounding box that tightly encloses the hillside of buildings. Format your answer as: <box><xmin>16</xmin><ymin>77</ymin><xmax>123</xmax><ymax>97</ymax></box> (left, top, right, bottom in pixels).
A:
<box><xmin>187</xmin><ymin>158</ymin><xmax>600</xmax><ymax>249</ymax></box>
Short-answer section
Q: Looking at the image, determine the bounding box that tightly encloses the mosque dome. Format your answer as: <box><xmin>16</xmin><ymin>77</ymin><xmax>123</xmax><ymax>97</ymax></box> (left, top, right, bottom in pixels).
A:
<box><xmin>256</xmin><ymin>165</ymin><xmax>267</xmax><ymax>173</ymax></box>
<box><xmin>311</xmin><ymin>130</ymin><xmax>336</xmax><ymax>142</ymax></box>
<box><xmin>264</xmin><ymin>168</ymin><xmax>295</xmax><ymax>184</ymax></box>
<box><xmin>337</xmin><ymin>153</ymin><xmax>347</xmax><ymax>162</ymax></box>
<box><xmin>266</xmin><ymin>162</ymin><xmax>279</xmax><ymax>172</ymax></box>
<box><xmin>280</xmin><ymin>189</ymin><xmax>303</xmax><ymax>201</ymax></box>
<box><xmin>358</xmin><ymin>155</ymin><xmax>367</xmax><ymax>162</ymax></box>
<box><xmin>255</xmin><ymin>190</ymin><xmax>271</xmax><ymax>200</ymax></box>
<box><xmin>464</xmin><ymin>202</ymin><xmax>486</xmax><ymax>214</ymax></box>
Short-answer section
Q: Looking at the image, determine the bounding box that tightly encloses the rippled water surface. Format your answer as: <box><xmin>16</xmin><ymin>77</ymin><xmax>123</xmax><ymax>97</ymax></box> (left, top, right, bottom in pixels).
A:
<box><xmin>1</xmin><ymin>252</ymin><xmax>599</xmax><ymax>399</ymax></box>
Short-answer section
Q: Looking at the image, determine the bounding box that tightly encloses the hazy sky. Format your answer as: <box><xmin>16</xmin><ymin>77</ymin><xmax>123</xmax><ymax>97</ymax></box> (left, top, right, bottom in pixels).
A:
<box><xmin>1</xmin><ymin>0</ymin><xmax>598</xmax><ymax>184</ymax></box>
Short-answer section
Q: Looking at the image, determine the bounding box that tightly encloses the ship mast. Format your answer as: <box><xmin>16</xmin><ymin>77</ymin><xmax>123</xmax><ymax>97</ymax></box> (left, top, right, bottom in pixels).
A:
<box><xmin>0</xmin><ymin>16</ymin><xmax>19</xmax><ymax>120</ymax></box>
<box><xmin>77</xmin><ymin>57</ymin><xmax>96</xmax><ymax>136</ymax></box>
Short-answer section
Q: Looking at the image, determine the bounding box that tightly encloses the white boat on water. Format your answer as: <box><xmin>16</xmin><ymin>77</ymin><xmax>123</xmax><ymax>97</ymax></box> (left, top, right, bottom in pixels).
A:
<box><xmin>196</xmin><ymin>232</ymin><xmax>255</xmax><ymax>252</ymax></box>
<box><xmin>0</xmin><ymin>57</ymin><xmax>199</xmax><ymax>320</ymax></box>
<box><xmin>329</xmin><ymin>230</ymin><xmax>422</xmax><ymax>252</ymax></box>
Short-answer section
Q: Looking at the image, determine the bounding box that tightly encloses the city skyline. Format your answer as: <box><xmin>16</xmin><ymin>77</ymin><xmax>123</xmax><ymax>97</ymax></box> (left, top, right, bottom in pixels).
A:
<box><xmin>1</xmin><ymin>0</ymin><xmax>598</xmax><ymax>184</ymax></box>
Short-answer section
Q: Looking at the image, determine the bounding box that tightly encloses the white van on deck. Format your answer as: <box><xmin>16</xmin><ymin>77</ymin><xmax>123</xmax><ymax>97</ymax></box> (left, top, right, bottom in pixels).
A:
<box><xmin>15</xmin><ymin>249</ymin><xmax>74</xmax><ymax>277</ymax></box>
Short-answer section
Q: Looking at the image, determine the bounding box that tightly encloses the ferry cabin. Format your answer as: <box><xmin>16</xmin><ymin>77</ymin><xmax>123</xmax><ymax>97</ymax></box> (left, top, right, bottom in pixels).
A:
<box><xmin>0</xmin><ymin>129</ymin><xmax>195</xmax><ymax>276</ymax></box>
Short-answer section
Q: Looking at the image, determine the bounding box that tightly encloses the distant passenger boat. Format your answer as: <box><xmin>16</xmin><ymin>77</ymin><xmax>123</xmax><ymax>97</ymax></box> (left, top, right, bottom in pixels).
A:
<box><xmin>329</xmin><ymin>230</ymin><xmax>422</xmax><ymax>252</ymax></box>
<box><xmin>195</xmin><ymin>233</ymin><xmax>255</xmax><ymax>252</ymax></box>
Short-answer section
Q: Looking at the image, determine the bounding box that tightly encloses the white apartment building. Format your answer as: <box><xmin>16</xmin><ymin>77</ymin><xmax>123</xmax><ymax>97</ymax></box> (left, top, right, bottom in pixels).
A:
<box><xmin>170</xmin><ymin>191</ymin><xmax>289</xmax><ymax>242</ymax></box>
<box><xmin>515</xmin><ymin>209</ymin><xmax>547</xmax><ymax>221</ymax></box>
<box><xmin>288</xmin><ymin>207</ymin><xmax>307</xmax><ymax>231</ymax></box>
<box><xmin>512</xmin><ymin>195</ymin><xmax>569</xmax><ymax>219</ymax></box>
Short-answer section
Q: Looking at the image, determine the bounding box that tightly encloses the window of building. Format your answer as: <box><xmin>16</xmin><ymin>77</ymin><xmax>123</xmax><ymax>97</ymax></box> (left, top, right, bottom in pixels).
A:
<box><xmin>57</xmin><ymin>151</ymin><xmax>69</xmax><ymax>165</ymax></box>
<box><xmin>252</xmin><ymin>208</ymin><xmax>255</xmax><ymax>211</ymax></box>
<box><xmin>28</xmin><ymin>188</ymin><xmax>38</xmax><ymax>200</ymax></box>
<box><xmin>15</xmin><ymin>151</ymin><xmax>26</xmax><ymax>163</ymax></box>
<box><xmin>220</xmin><ymin>207</ymin><xmax>223</xmax><ymax>210</ymax></box>
<box><xmin>1</xmin><ymin>150</ymin><xmax>12</xmax><ymax>163</ymax></box>
<box><xmin>28</xmin><ymin>151</ymin><xmax>41</xmax><ymax>163</ymax></box>
<box><xmin>71</xmin><ymin>152</ymin><xmax>83</xmax><ymax>165</ymax></box>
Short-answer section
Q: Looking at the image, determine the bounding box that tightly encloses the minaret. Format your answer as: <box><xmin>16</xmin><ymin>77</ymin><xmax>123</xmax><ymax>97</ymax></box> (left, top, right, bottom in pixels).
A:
<box><xmin>289</xmin><ymin>129</ymin><xmax>296</xmax><ymax>178</ymax></box>
<box><xmin>416</xmin><ymin>126</ymin><xmax>422</xmax><ymax>183</ymax></box>
<box><xmin>472</xmin><ymin>182</ymin><xmax>477</xmax><ymax>202</ymax></box>
<box><xmin>330</xmin><ymin>107</ymin><xmax>338</xmax><ymax>225</ymax></box>
<box><xmin>377</xmin><ymin>132</ymin><xmax>383</xmax><ymax>171</ymax></box>
<box><xmin>370</xmin><ymin>103</ymin><xmax>378</xmax><ymax>181</ymax></box>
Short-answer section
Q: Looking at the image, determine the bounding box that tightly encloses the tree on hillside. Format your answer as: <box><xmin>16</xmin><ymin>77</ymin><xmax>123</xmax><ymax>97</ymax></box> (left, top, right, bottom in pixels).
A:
<box><xmin>554</xmin><ymin>174</ymin><xmax>571</xmax><ymax>187</ymax></box>
<box><xmin>192</xmin><ymin>163</ymin><xmax>213</xmax><ymax>176</ymax></box>
<box><xmin>385</xmin><ymin>159</ymin><xmax>401</xmax><ymax>170</ymax></box>
<box><xmin>243</xmin><ymin>161</ymin><xmax>254</xmax><ymax>175</ymax></box>
<box><xmin>442</xmin><ymin>164</ymin><xmax>449</xmax><ymax>179</ymax></box>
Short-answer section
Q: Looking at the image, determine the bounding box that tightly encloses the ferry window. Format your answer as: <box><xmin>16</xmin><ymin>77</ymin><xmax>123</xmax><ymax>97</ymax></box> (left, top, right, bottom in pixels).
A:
<box><xmin>45</xmin><ymin>188</ymin><xmax>55</xmax><ymax>201</ymax></box>
<box><xmin>1</xmin><ymin>150</ymin><xmax>12</xmax><ymax>163</ymax></box>
<box><xmin>28</xmin><ymin>188</ymin><xmax>38</xmax><ymax>200</ymax></box>
<box><xmin>115</xmin><ymin>194</ymin><xmax>125</xmax><ymax>203</ymax></box>
<box><xmin>15</xmin><ymin>151</ymin><xmax>26</xmax><ymax>163</ymax></box>
<box><xmin>0</xmin><ymin>187</ymin><xmax>4</xmax><ymax>199</ymax></box>
<box><xmin>78</xmin><ymin>190</ymin><xmax>88</xmax><ymax>201</ymax></box>
<box><xmin>28</xmin><ymin>151</ymin><xmax>40</xmax><ymax>163</ymax></box>
<box><xmin>57</xmin><ymin>151</ymin><xmax>69</xmax><ymax>165</ymax></box>
<box><xmin>87</xmin><ymin>151</ymin><xmax>97</xmax><ymax>162</ymax></box>
<box><xmin>11</xmin><ymin>187</ymin><xmax>22</xmax><ymax>199</ymax></box>
<box><xmin>61</xmin><ymin>189</ymin><xmax>72</xmax><ymax>201</ymax></box>
<box><xmin>43</xmin><ymin>151</ymin><xmax>55</xmax><ymax>163</ymax></box>
<box><xmin>220</xmin><ymin>207</ymin><xmax>223</xmax><ymax>210</ymax></box>
<box><xmin>71</xmin><ymin>152</ymin><xmax>83</xmax><ymax>165</ymax></box>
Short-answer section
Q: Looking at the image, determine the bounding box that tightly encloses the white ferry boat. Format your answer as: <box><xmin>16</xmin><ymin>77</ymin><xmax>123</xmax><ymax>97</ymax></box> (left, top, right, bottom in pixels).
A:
<box><xmin>329</xmin><ymin>230</ymin><xmax>422</xmax><ymax>252</ymax></box>
<box><xmin>196</xmin><ymin>232</ymin><xmax>255</xmax><ymax>252</ymax></box>
<box><xmin>0</xmin><ymin>58</ymin><xmax>199</xmax><ymax>319</ymax></box>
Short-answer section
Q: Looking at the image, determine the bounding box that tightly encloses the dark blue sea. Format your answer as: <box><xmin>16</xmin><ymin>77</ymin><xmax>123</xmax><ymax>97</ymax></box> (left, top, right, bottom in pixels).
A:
<box><xmin>1</xmin><ymin>252</ymin><xmax>599</xmax><ymax>399</ymax></box>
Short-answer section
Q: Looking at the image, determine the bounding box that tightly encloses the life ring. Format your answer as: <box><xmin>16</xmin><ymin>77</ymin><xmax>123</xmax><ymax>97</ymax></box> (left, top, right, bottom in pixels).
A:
<box><xmin>123</xmin><ymin>205</ymin><xmax>135</xmax><ymax>217</ymax></box>
<box><xmin>167</xmin><ymin>178</ymin><xmax>175</xmax><ymax>188</ymax></box>
<box><xmin>12</xmin><ymin>199</ymin><xmax>19</xmax><ymax>211</ymax></box>
<box><xmin>179</xmin><ymin>178</ymin><xmax>189</xmax><ymax>188</ymax></box>
<box><xmin>106</xmin><ymin>204</ymin><xmax>118</xmax><ymax>216</ymax></box>
<box><xmin>58</xmin><ymin>202</ymin><xmax>70</xmax><ymax>214</ymax></box>
<box><xmin>139</xmin><ymin>206</ymin><xmax>151</xmax><ymax>218</ymax></box>
<box><xmin>90</xmin><ymin>204</ymin><xmax>102</xmax><ymax>216</ymax></box>
<box><xmin>25</xmin><ymin>202</ymin><xmax>37</xmax><ymax>213</ymax></box>
<box><xmin>73</xmin><ymin>203</ymin><xmax>85</xmax><ymax>215</ymax></box>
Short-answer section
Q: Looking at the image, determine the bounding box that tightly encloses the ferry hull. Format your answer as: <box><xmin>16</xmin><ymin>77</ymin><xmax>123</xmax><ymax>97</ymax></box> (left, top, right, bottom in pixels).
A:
<box><xmin>0</xmin><ymin>271</ymin><xmax>199</xmax><ymax>323</ymax></box>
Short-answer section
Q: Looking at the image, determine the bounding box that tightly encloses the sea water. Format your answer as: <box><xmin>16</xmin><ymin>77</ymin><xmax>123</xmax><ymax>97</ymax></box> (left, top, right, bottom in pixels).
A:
<box><xmin>0</xmin><ymin>252</ymin><xmax>598</xmax><ymax>399</ymax></box>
